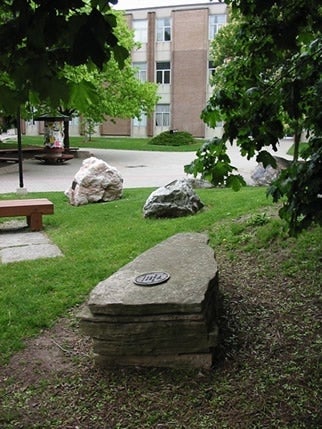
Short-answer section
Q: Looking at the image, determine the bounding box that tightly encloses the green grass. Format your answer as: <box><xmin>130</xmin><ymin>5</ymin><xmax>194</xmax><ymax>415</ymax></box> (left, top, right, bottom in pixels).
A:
<box><xmin>0</xmin><ymin>187</ymin><xmax>273</xmax><ymax>363</ymax></box>
<box><xmin>287</xmin><ymin>142</ymin><xmax>309</xmax><ymax>157</ymax></box>
<box><xmin>0</xmin><ymin>135</ymin><xmax>204</xmax><ymax>152</ymax></box>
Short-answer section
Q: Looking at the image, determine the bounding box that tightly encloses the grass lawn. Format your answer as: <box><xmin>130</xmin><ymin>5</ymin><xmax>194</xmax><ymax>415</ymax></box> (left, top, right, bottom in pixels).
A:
<box><xmin>287</xmin><ymin>141</ymin><xmax>309</xmax><ymax>157</ymax></box>
<box><xmin>0</xmin><ymin>187</ymin><xmax>273</xmax><ymax>362</ymax></box>
<box><xmin>0</xmin><ymin>187</ymin><xmax>321</xmax><ymax>428</ymax></box>
<box><xmin>0</xmin><ymin>135</ymin><xmax>204</xmax><ymax>152</ymax></box>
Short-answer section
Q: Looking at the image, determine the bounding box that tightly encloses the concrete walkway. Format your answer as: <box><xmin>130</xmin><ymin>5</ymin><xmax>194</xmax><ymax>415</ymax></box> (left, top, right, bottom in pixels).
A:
<box><xmin>0</xmin><ymin>142</ymin><xmax>293</xmax><ymax>263</ymax></box>
<box><xmin>0</xmin><ymin>141</ymin><xmax>293</xmax><ymax>194</ymax></box>
<box><xmin>0</xmin><ymin>220</ymin><xmax>63</xmax><ymax>264</ymax></box>
<box><xmin>0</xmin><ymin>149</ymin><xmax>198</xmax><ymax>193</ymax></box>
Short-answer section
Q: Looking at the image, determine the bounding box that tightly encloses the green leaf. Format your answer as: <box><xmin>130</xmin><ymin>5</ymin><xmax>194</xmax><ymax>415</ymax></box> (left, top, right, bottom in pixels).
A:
<box><xmin>70</xmin><ymin>80</ymin><xmax>97</xmax><ymax>110</ymax></box>
<box><xmin>226</xmin><ymin>174</ymin><xmax>247</xmax><ymax>191</ymax></box>
<box><xmin>256</xmin><ymin>151</ymin><xmax>277</xmax><ymax>168</ymax></box>
<box><xmin>0</xmin><ymin>86</ymin><xmax>21</xmax><ymax>114</ymax></box>
<box><xmin>112</xmin><ymin>45</ymin><xmax>129</xmax><ymax>68</ymax></box>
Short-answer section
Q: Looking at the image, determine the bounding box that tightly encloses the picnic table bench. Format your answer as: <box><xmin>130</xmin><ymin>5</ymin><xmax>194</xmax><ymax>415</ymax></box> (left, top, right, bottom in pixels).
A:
<box><xmin>0</xmin><ymin>156</ymin><xmax>19</xmax><ymax>164</ymax></box>
<box><xmin>34</xmin><ymin>153</ymin><xmax>74</xmax><ymax>164</ymax></box>
<box><xmin>0</xmin><ymin>198</ymin><xmax>54</xmax><ymax>231</ymax></box>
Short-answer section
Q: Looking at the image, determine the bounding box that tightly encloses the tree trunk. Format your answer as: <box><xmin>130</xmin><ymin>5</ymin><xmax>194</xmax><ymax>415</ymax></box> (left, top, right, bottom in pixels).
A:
<box><xmin>63</xmin><ymin>120</ymin><xmax>70</xmax><ymax>150</ymax></box>
<box><xmin>290</xmin><ymin>82</ymin><xmax>301</xmax><ymax>163</ymax></box>
<box><xmin>58</xmin><ymin>107</ymin><xmax>75</xmax><ymax>150</ymax></box>
<box><xmin>293</xmin><ymin>125</ymin><xmax>301</xmax><ymax>162</ymax></box>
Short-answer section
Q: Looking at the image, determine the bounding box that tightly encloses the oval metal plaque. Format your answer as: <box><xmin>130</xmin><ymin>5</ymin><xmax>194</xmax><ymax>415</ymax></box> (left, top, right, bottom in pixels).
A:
<box><xmin>134</xmin><ymin>272</ymin><xmax>170</xmax><ymax>287</ymax></box>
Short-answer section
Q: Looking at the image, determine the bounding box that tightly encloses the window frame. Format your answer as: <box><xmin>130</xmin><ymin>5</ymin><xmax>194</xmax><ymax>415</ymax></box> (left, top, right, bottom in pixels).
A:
<box><xmin>156</xmin><ymin>17</ymin><xmax>171</xmax><ymax>42</ymax></box>
<box><xmin>155</xmin><ymin>104</ymin><xmax>170</xmax><ymax>127</ymax></box>
<box><xmin>133</xmin><ymin>114</ymin><xmax>147</xmax><ymax>127</ymax></box>
<box><xmin>156</xmin><ymin>61</ymin><xmax>171</xmax><ymax>84</ymax></box>
<box><xmin>209</xmin><ymin>14</ymin><xmax>226</xmax><ymax>39</ymax></box>
<box><xmin>133</xmin><ymin>62</ymin><xmax>147</xmax><ymax>82</ymax></box>
<box><xmin>208</xmin><ymin>60</ymin><xmax>215</xmax><ymax>82</ymax></box>
<box><xmin>133</xmin><ymin>19</ymin><xmax>148</xmax><ymax>43</ymax></box>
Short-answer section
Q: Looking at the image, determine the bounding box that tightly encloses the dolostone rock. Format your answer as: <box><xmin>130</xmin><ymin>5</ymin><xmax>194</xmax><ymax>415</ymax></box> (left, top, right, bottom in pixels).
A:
<box><xmin>187</xmin><ymin>177</ymin><xmax>214</xmax><ymax>189</ymax></box>
<box><xmin>143</xmin><ymin>178</ymin><xmax>204</xmax><ymax>218</ymax></box>
<box><xmin>251</xmin><ymin>156</ymin><xmax>292</xmax><ymax>186</ymax></box>
<box><xmin>65</xmin><ymin>156</ymin><xmax>123</xmax><ymax>206</ymax></box>
<box><xmin>78</xmin><ymin>232</ymin><xmax>220</xmax><ymax>369</ymax></box>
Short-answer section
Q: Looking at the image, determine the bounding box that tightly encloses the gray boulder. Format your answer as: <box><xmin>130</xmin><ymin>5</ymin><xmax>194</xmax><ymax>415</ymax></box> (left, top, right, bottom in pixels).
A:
<box><xmin>251</xmin><ymin>156</ymin><xmax>292</xmax><ymax>186</ymax></box>
<box><xmin>187</xmin><ymin>178</ymin><xmax>214</xmax><ymax>189</ymax></box>
<box><xmin>143</xmin><ymin>179</ymin><xmax>204</xmax><ymax>218</ymax></box>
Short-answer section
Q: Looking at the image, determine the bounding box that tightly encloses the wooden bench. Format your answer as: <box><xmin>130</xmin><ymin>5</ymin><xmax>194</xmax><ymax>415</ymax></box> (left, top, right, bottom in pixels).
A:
<box><xmin>0</xmin><ymin>156</ymin><xmax>19</xmax><ymax>164</ymax></box>
<box><xmin>0</xmin><ymin>198</ymin><xmax>54</xmax><ymax>231</ymax></box>
<box><xmin>34</xmin><ymin>153</ymin><xmax>74</xmax><ymax>164</ymax></box>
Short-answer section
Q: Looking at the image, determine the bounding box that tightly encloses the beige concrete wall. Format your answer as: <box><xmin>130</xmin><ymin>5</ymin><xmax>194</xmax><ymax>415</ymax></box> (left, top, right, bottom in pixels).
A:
<box><xmin>147</xmin><ymin>12</ymin><xmax>156</xmax><ymax>137</ymax></box>
<box><xmin>24</xmin><ymin>121</ymin><xmax>39</xmax><ymax>136</ymax></box>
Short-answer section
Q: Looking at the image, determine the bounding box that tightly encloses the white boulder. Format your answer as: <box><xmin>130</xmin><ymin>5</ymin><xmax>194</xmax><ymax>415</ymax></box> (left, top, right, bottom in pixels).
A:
<box><xmin>65</xmin><ymin>156</ymin><xmax>123</xmax><ymax>206</ymax></box>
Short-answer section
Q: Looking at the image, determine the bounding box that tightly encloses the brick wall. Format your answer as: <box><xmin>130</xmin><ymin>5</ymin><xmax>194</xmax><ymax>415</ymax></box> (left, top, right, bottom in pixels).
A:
<box><xmin>100</xmin><ymin>118</ymin><xmax>131</xmax><ymax>136</ymax></box>
<box><xmin>171</xmin><ymin>8</ymin><xmax>208</xmax><ymax>137</ymax></box>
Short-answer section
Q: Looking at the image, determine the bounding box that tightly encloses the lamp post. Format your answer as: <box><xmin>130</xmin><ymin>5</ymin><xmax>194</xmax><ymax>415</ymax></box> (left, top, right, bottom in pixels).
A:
<box><xmin>16</xmin><ymin>106</ymin><xmax>26</xmax><ymax>193</ymax></box>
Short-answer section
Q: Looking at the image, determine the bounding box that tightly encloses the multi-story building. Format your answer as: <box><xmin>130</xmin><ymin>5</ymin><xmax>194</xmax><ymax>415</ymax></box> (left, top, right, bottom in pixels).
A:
<box><xmin>24</xmin><ymin>1</ymin><xmax>228</xmax><ymax>139</ymax></box>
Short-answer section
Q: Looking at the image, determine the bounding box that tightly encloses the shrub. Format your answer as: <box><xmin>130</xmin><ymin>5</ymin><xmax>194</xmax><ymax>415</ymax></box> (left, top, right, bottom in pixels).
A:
<box><xmin>148</xmin><ymin>130</ymin><xmax>196</xmax><ymax>146</ymax></box>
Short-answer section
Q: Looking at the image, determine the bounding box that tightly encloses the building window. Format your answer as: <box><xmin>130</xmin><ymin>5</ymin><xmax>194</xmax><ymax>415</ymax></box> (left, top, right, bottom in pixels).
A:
<box><xmin>133</xmin><ymin>62</ymin><xmax>147</xmax><ymax>82</ymax></box>
<box><xmin>156</xmin><ymin>62</ymin><xmax>171</xmax><ymax>84</ymax></box>
<box><xmin>155</xmin><ymin>104</ymin><xmax>170</xmax><ymax>127</ymax></box>
<box><xmin>209</xmin><ymin>14</ymin><xmax>226</xmax><ymax>39</ymax></box>
<box><xmin>71</xmin><ymin>116</ymin><xmax>80</xmax><ymax>127</ymax></box>
<box><xmin>208</xmin><ymin>60</ymin><xmax>215</xmax><ymax>82</ymax></box>
<box><xmin>133</xmin><ymin>19</ymin><xmax>148</xmax><ymax>43</ymax></box>
<box><xmin>133</xmin><ymin>114</ymin><xmax>147</xmax><ymax>127</ymax></box>
<box><xmin>157</xmin><ymin>18</ymin><xmax>171</xmax><ymax>42</ymax></box>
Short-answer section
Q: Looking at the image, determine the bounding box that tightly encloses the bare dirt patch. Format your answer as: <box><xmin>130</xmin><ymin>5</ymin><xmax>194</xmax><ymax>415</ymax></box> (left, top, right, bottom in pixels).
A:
<box><xmin>0</xmin><ymin>313</ymin><xmax>91</xmax><ymax>387</ymax></box>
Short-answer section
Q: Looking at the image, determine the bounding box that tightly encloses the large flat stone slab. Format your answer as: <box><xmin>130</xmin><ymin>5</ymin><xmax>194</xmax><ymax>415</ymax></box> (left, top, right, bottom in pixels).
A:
<box><xmin>79</xmin><ymin>233</ymin><xmax>220</xmax><ymax>368</ymax></box>
<box><xmin>87</xmin><ymin>232</ymin><xmax>218</xmax><ymax>317</ymax></box>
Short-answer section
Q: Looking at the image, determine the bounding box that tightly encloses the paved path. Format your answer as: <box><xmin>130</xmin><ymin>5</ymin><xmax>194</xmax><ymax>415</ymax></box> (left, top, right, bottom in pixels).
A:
<box><xmin>0</xmin><ymin>221</ymin><xmax>63</xmax><ymax>263</ymax></box>
<box><xmin>0</xmin><ymin>141</ymin><xmax>293</xmax><ymax>194</ymax></box>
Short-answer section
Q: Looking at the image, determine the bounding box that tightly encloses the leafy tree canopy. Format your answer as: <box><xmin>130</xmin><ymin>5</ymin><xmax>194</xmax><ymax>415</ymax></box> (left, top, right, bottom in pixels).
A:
<box><xmin>185</xmin><ymin>0</ymin><xmax>322</xmax><ymax>234</ymax></box>
<box><xmin>58</xmin><ymin>10</ymin><xmax>158</xmax><ymax>124</ymax></box>
<box><xmin>35</xmin><ymin>9</ymin><xmax>158</xmax><ymax>147</ymax></box>
<box><xmin>0</xmin><ymin>0</ymin><xmax>129</xmax><ymax>114</ymax></box>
